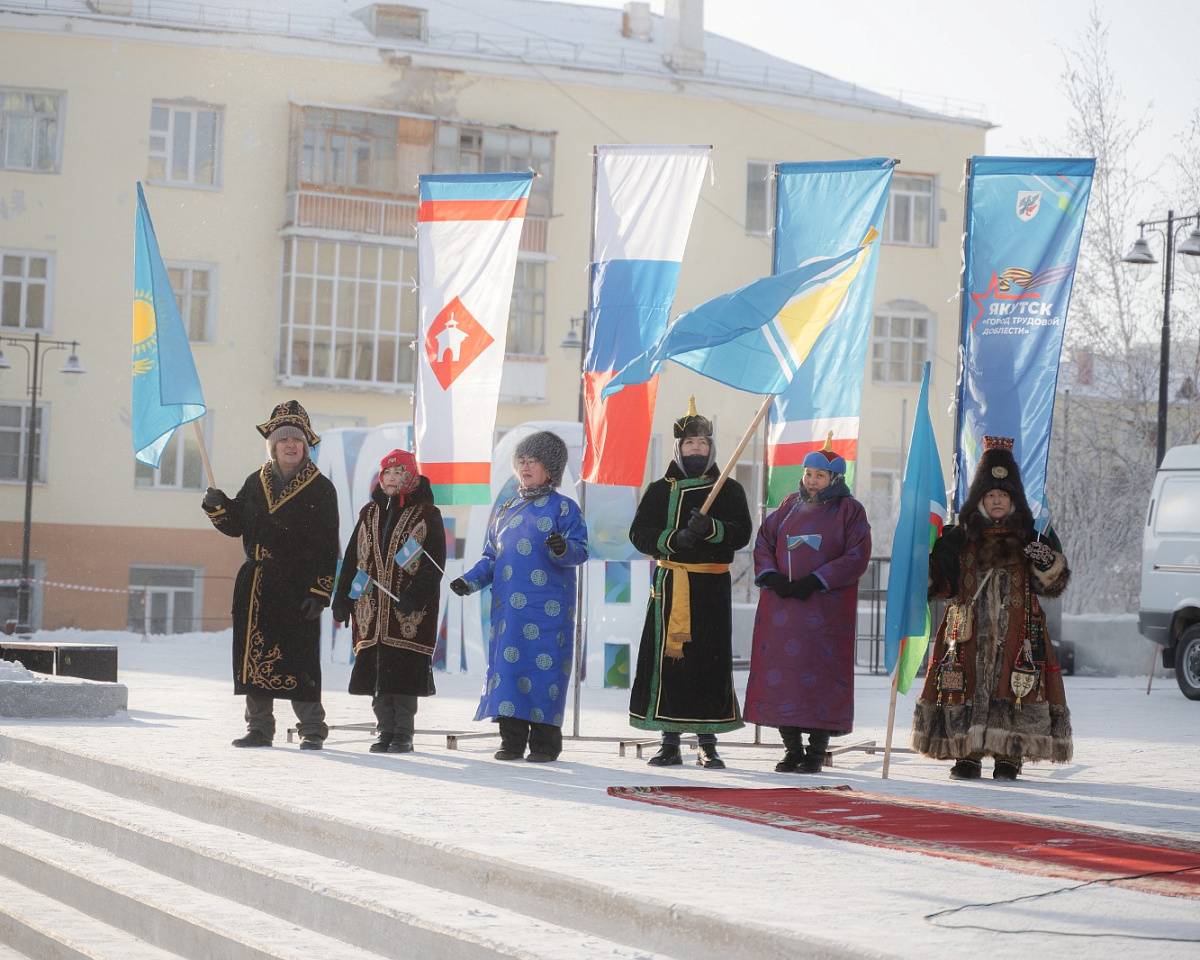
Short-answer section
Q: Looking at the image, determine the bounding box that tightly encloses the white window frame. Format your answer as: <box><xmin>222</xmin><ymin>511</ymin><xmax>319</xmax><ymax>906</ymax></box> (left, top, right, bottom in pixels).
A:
<box><xmin>127</xmin><ymin>565</ymin><xmax>203</xmax><ymax>635</ymax></box>
<box><xmin>278</xmin><ymin>238</ymin><xmax>417</xmax><ymax>389</ymax></box>
<box><xmin>745</xmin><ymin>160</ymin><xmax>775</xmax><ymax>236</ymax></box>
<box><xmin>0</xmin><ymin>87</ymin><xmax>64</xmax><ymax>174</ymax></box>
<box><xmin>883</xmin><ymin>173</ymin><xmax>936</xmax><ymax>247</ymax></box>
<box><xmin>134</xmin><ymin>414</ymin><xmax>211</xmax><ymax>491</ymax></box>
<box><xmin>507</xmin><ymin>259</ymin><xmax>546</xmax><ymax>357</ymax></box>
<box><xmin>869</xmin><ymin>447</ymin><xmax>901</xmax><ymax>502</ymax></box>
<box><xmin>1</xmin><ymin>249</ymin><xmax>54</xmax><ymax>333</ymax></box>
<box><xmin>871</xmin><ymin>306</ymin><xmax>934</xmax><ymax>385</ymax></box>
<box><xmin>0</xmin><ymin>400</ymin><xmax>47</xmax><ymax>484</ymax></box>
<box><xmin>434</xmin><ymin>121</ymin><xmax>554</xmax><ymax>218</ymax></box>
<box><xmin>165</xmin><ymin>261</ymin><xmax>217</xmax><ymax>342</ymax></box>
<box><xmin>148</xmin><ymin>101</ymin><xmax>223</xmax><ymax>189</ymax></box>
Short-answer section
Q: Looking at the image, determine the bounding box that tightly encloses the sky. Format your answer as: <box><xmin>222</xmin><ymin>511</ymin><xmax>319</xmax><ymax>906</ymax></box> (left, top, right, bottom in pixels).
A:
<box><xmin>551</xmin><ymin>0</ymin><xmax>1200</xmax><ymax>210</ymax></box>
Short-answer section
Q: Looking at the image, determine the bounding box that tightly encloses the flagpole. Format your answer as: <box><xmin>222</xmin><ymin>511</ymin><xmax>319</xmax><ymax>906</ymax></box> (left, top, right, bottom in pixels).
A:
<box><xmin>192</xmin><ymin>418</ymin><xmax>216</xmax><ymax>489</ymax></box>
<box><xmin>698</xmin><ymin>393</ymin><xmax>773</xmax><ymax>516</ymax></box>
<box><xmin>949</xmin><ymin>157</ymin><xmax>973</xmax><ymax>522</ymax></box>
<box><xmin>881</xmin><ymin>638</ymin><xmax>904</xmax><ymax>779</ymax></box>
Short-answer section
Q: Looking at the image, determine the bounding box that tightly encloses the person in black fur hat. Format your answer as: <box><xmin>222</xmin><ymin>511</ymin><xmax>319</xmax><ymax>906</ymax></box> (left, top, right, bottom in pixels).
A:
<box><xmin>911</xmin><ymin>436</ymin><xmax>1073</xmax><ymax>781</ymax></box>
<box><xmin>628</xmin><ymin>397</ymin><xmax>751</xmax><ymax>769</ymax></box>
<box><xmin>331</xmin><ymin>449</ymin><xmax>445</xmax><ymax>754</ymax></box>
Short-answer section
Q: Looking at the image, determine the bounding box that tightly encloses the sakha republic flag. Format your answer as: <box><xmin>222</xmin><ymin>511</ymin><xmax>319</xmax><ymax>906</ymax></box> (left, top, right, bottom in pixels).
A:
<box><xmin>883</xmin><ymin>361</ymin><xmax>948</xmax><ymax>695</ymax></box>
<box><xmin>765</xmin><ymin>159</ymin><xmax>896</xmax><ymax>505</ymax></box>
<box><xmin>132</xmin><ymin>182</ymin><xmax>206</xmax><ymax>467</ymax></box>
<box><xmin>601</xmin><ymin>231</ymin><xmax>876</xmax><ymax>401</ymax></box>
<box><xmin>414</xmin><ymin>172</ymin><xmax>533</xmax><ymax>505</ymax></box>
<box><xmin>583</xmin><ymin>144</ymin><xmax>710</xmax><ymax>486</ymax></box>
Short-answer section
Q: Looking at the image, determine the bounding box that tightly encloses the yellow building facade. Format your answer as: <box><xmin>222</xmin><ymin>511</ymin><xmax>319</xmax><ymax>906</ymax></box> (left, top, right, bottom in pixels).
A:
<box><xmin>0</xmin><ymin>0</ymin><xmax>987</xmax><ymax>632</ymax></box>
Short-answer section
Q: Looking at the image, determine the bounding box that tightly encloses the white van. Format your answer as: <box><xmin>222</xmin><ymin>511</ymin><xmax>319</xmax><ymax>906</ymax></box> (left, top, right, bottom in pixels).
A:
<box><xmin>1138</xmin><ymin>444</ymin><xmax>1200</xmax><ymax>699</ymax></box>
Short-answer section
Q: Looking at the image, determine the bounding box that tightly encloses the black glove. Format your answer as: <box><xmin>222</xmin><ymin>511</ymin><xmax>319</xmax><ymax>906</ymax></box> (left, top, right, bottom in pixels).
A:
<box><xmin>394</xmin><ymin>591</ymin><xmax>417</xmax><ymax>615</ymax></box>
<box><xmin>672</xmin><ymin>528</ymin><xmax>699</xmax><ymax>550</ymax></box>
<box><xmin>202</xmin><ymin>487</ymin><xmax>225</xmax><ymax>511</ymax></box>
<box><xmin>300</xmin><ymin>597</ymin><xmax>325</xmax><ymax>621</ymax></box>
<box><xmin>687</xmin><ymin>507</ymin><xmax>715</xmax><ymax>538</ymax></box>
<box><xmin>449</xmin><ymin>577</ymin><xmax>471</xmax><ymax>597</ymax></box>
<box><xmin>545</xmin><ymin>532</ymin><xmax>567</xmax><ymax>557</ymax></box>
<box><xmin>787</xmin><ymin>574</ymin><xmax>823</xmax><ymax>601</ymax></box>
<box><xmin>1024</xmin><ymin>540</ymin><xmax>1054</xmax><ymax>571</ymax></box>
<box><xmin>331</xmin><ymin>597</ymin><xmax>353</xmax><ymax>624</ymax></box>
<box><xmin>759</xmin><ymin>571</ymin><xmax>789</xmax><ymax>598</ymax></box>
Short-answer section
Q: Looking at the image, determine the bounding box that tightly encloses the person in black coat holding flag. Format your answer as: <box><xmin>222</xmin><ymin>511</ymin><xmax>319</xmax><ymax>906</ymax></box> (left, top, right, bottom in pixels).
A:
<box><xmin>331</xmin><ymin>449</ymin><xmax>446</xmax><ymax>754</ymax></box>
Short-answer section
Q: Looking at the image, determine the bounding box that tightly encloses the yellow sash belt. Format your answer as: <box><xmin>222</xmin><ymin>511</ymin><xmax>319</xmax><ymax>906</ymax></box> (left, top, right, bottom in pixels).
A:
<box><xmin>656</xmin><ymin>559</ymin><xmax>731</xmax><ymax>659</ymax></box>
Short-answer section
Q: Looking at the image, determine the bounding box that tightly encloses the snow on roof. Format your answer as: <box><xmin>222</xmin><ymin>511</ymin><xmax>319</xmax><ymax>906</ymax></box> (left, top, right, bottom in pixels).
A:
<box><xmin>0</xmin><ymin>0</ymin><xmax>989</xmax><ymax>123</ymax></box>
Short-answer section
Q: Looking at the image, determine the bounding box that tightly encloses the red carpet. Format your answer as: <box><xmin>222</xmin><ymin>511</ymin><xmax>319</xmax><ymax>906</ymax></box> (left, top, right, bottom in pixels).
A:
<box><xmin>607</xmin><ymin>785</ymin><xmax>1200</xmax><ymax>898</ymax></box>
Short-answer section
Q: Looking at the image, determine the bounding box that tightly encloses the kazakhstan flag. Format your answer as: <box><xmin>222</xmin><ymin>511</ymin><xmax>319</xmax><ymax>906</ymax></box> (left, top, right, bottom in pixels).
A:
<box><xmin>132</xmin><ymin>183</ymin><xmax>205</xmax><ymax>467</ymax></box>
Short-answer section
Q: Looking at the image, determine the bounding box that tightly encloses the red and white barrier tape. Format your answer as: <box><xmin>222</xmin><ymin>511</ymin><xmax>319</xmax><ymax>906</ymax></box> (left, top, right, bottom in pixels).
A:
<box><xmin>0</xmin><ymin>578</ymin><xmax>135</xmax><ymax>595</ymax></box>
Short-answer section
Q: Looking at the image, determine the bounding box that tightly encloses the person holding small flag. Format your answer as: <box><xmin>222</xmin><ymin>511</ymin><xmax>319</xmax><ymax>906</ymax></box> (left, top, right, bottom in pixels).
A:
<box><xmin>911</xmin><ymin>436</ymin><xmax>1072</xmax><ymax>781</ymax></box>
<box><xmin>202</xmin><ymin>401</ymin><xmax>339</xmax><ymax>750</ymax></box>
<box><xmin>331</xmin><ymin>449</ymin><xmax>446</xmax><ymax>754</ymax></box>
<box><xmin>628</xmin><ymin>397</ymin><xmax>751</xmax><ymax>769</ymax></box>
<box><xmin>449</xmin><ymin>431</ymin><xmax>588</xmax><ymax>762</ymax></box>
<box><xmin>745</xmin><ymin>434</ymin><xmax>872</xmax><ymax>773</ymax></box>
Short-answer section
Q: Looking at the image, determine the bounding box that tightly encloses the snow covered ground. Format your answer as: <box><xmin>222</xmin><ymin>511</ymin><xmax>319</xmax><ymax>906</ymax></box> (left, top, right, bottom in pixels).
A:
<box><xmin>2</xmin><ymin>628</ymin><xmax>1199</xmax><ymax>959</ymax></box>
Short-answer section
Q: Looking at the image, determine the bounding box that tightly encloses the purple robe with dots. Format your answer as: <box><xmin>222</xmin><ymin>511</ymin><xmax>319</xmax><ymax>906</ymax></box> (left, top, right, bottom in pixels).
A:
<box><xmin>744</xmin><ymin>489</ymin><xmax>871</xmax><ymax>734</ymax></box>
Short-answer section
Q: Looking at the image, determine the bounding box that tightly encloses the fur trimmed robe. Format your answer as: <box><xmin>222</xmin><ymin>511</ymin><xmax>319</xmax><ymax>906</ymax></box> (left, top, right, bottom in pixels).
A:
<box><xmin>911</xmin><ymin>521</ymin><xmax>1073</xmax><ymax>763</ymax></box>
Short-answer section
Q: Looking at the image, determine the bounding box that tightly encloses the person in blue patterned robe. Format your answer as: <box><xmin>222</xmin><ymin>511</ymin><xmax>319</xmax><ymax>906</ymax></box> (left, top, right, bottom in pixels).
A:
<box><xmin>450</xmin><ymin>431</ymin><xmax>588</xmax><ymax>762</ymax></box>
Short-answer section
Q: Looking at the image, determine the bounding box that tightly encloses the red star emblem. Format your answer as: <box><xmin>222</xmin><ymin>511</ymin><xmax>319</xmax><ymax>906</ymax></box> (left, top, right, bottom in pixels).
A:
<box><xmin>424</xmin><ymin>296</ymin><xmax>494</xmax><ymax>390</ymax></box>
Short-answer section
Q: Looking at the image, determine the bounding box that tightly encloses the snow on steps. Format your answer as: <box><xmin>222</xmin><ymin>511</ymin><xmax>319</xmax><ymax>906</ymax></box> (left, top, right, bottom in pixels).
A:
<box><xmin>0</xmin><ymin>734</ymin><xmax>870</xmax><ymax>960</ymax></box>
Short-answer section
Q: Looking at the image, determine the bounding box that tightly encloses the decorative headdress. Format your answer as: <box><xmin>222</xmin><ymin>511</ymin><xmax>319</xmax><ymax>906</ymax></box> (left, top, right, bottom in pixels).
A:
<box><xmin>962</xmin><ymin>435</ymin><xmax>1034</xmax><ymax>528</ymax></box>
<box><xmin>801</xmin><ymin>431</ymin><xmax>847</xmax><ymax>475</ymax></box>
<box><xmin>379</xmin><ymin>449</ymin><xmax>420</xmax><ymax>495</ymax></box>
<box><xmin>673</xmin><ymin>395</ymin><xmax>713</xmax><ymax>440</ymax></box>
<box><xmin>256</xmin><ymin>400</ymin><xmax>320</xmax><ymax>447</ymax></box>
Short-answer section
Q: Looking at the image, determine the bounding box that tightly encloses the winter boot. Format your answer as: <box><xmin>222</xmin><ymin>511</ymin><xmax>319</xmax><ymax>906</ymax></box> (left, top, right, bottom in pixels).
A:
<box><xmin>647</xmin><ymin>744</ymin><xmax>682</xmax><ymax>767</ymax></box>
<box><xmin>992</xmin><ymin>758</ymin><xmax>1022</xmax><ymax>781</ymax></box>
<box><xmin>696</xmin><ymin>744</ymin><xmax>725</xmax><ymax>769</ymax></box>
<box><xmin>775</xmin><ymin>727</ymin><xmax>804</xmax><ymax>773</ymax></box>
<box><xmin>232</xmin><ymin>730</ymin><xmax>272</xmax><ymax>748</ymax></box>
<box><xmin>798</xmin><ymin>731</ymin><xmax>829</xmax><ymax>774</ymax></box>
<box><xmin>387</xmin><ymin>737</ymin><xmax>414</xmax><ymax>754</ymax></box>
<box><xmin>369</xmin><ymin>733</ymin><xmax>393</xmax><ymax>753</ymax></box>
<box><xmin>949</xmin><ymin>758</ymin><xmax>983</xmax><ymax>780</ymax></box>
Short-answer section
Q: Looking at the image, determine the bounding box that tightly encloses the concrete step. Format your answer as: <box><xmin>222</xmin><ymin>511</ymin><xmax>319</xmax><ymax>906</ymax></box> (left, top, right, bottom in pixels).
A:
<box><xmin>0</xmin><ymin>764</ymin><xmax>674</xmax><ymax>960</ymax></box>
<box><xmin>0</xmin><ymin>873</ymin><xmax>183</xmax><ymax>960</ymax></box>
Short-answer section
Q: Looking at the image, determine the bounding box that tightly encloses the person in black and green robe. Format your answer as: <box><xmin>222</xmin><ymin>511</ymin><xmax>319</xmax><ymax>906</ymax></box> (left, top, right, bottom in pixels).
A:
<box><xmin>628</xmin><ymin>396</ymin><xmax>751</xmax><ymax>769</ymax></box>
<box><xmin>202</xmin><ymin>400</ymin><xmax>339</xmax><ymax>750</ymax></box>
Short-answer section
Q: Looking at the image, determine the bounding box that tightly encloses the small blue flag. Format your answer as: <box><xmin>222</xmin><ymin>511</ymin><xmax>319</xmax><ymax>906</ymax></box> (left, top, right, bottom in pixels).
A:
<box><xmin>787</xmin><ymin>534</ymin><xmax>822</xmax><ymax>551</ymax></box>
<box><xmin>395</xmin><ymin>538</ymin><xmax>423</xmax><ymax>573</ymax></box>
<box><xmin>348</xmin><ymin>569</ymin><xmax>370</xmax><ymax>599</ymax></box>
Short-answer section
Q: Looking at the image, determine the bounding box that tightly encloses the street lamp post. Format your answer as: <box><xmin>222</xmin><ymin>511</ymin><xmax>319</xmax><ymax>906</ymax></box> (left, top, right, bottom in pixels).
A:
<box><xmin>1122</xmin><ymin>209</ymin><xmax>1200</xmax><ymax>466</ymax></box>
<box><xmin>0</xmin><ymin>332</ymin><xmax>86</xmax><ymax>634</ymax></box>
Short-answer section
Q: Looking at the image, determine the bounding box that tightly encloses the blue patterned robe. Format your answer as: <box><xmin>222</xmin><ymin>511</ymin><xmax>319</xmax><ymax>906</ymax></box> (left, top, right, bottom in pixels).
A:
<box><xmin>464</xmin><ymin>491</ymin><xmax>588</xmax><ymax>727</ymax></box>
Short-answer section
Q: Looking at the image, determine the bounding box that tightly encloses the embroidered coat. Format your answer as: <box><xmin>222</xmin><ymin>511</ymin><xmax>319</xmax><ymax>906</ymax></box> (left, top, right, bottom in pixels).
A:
<box><xmin>911</xmin><ymin>522</ymin><xmax>1073</xmax><ymax>762</ymax></box>
<box><xmin>464</xmin><ymin>491</ymin><xmax>588</xmax><ymax>728</ymax></box>
<box><xmin>204</xmin><ymin>459</ymin><xmax>339</xmax><ymax>702</ymax></box>
<box><xmin>745</xmin><ymin>486</ymin><xmax>872</xmax><ymax>734</ymax></box>
<box><xmin>628</xmin><ymin>463</ymin><xmax>751</xmax><ymax>734</ymax></box>
<box><xmin>333</xmin><ymin>477</ymin><xmax>446</xmax><ymax>699</ymax></box>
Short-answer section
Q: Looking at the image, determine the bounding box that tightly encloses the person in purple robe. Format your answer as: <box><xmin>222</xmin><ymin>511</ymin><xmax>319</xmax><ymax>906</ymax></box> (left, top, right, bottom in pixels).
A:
<box><xmin>745</xmin><ymin>434</ymin><xmax>872</xmax><ymax>773</ymax></box>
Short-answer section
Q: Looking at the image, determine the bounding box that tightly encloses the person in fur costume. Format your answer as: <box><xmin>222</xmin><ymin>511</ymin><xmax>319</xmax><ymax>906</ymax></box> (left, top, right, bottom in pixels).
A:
<box><xmin>911</xmin><ymin>436</ymin><xmax>1072</xmax><ymax>781</ymax></box>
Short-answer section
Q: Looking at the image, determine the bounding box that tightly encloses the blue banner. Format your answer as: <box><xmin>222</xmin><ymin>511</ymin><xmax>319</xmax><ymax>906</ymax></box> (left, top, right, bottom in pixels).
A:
<box><xmin>956</xmin><ymin>157</ymin><xmax>1095</xmax><ymax>523</ymax></box>
<box><xmin>766</xmin><ymin>158</ymin><xmax>895</xmax><ymax>505</ymax></box>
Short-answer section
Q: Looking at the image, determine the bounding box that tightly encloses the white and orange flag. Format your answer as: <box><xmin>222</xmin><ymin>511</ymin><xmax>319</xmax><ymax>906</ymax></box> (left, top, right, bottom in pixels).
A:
<box><xmin>415</xmin><ymin>173</ymin><xmax>533</xmax><ymax>504</ymax></box>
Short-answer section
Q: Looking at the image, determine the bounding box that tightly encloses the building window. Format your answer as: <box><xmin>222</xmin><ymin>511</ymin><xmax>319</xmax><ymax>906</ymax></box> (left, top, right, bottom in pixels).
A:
<box><xmin>870</xmin><ymin>448</ymin><xmax>901</xmax><ymax>503</ymax></box>
<box><xmin>279</xmin><ymin>238</ymin><xmax>417</xmax><ymax>387</ymax></box>
<box><xmin>309</xmin><ymin>413</ymin><xmax>368</xmax><ymax>434</ymax></box>
<box><xmin>0</xmin><ymin>558</ymin><xmax>43</xmax><ymax>632</ymax></box>
<box><xmin>366</xmin><ymin>4</ymin><xmax>428</xmax><ymax>40</ymax></box>
<box><xmin>508</xmin><ymin>260</ymin><xmax>545</xmax><ymax>356</ymax></box>
<box><xmin>0</xmin><ymin>401</ymin><xmax>46</xmax><ymax>483</ymax></box>
<box><xmin>127</xmin><ymin>565</ymin><xmax>201</xmax><ymax>635</ymax></box>
<box><xmin>297</xmin><ymin>107</ymin><xmax>428</xmax><ymax>194</ymax></box>
<box><xmin>435</xmin><ymin>123</ymin><xmax>554</xmax><ymax>217</ymax></box>
<box><xmin>166</xmin><ymin>262</ymin><xmax>216</xmax><ymax>342</ymax></box>
<box><xmin>872</xmin><ymin>306</ymin><xmax>933</xmax><ymax>385</ymax></box>
<box><xmin>149</xmin><ymin>101</ymin><xmax>222</xmax><ymax>188</ymax></box>
<box><xmin>0</xmin><ymin>88</ymin><xmax>63</xmax><ymax>173</ymax></box>
<box><xmin>134</xmin><ymin>416</ymin><xmax>210</xmax><ymax>491</ymax></box>
<box><xmin>745</xmin><ymin>160</ymin><xmax>774</xmax><ymax>235</ymax></box>
<box><xmin>1</xmin><ymin>250</ymin><xmax>52</xmax><ymax>332</ymax></box>
<box><xmin>883</xmin><ymin>174</ymin><xmax>935</xmax><ymax>246</ymax></box>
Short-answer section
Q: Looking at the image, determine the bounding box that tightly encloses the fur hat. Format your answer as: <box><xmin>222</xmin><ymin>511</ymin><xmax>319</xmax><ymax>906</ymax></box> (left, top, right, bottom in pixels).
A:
<box><xmin>962</xmin><ymin>436</ymin><xmax>1034</xmax><ymax>528</ymax></box>
<box><xmin>256</xmin><ymin>400</ymin><xmax>320</xmax><ymax>446</ymax></box>
<box><xmin>801</xmin><ymin>431</ymin><xmax>847</xmax><ymax>475</ymax></box>
<box><xmin>671</xmin><ymin>396</ymin><xmax>717</xmax><ymax>476</ymax></box>
<box><xmin>512</xmin><ymin>431</ymin><xmax>568</xmax><ymax>488</ymax></box>
<box><xmin>379</xmin><ymin>449</ymin><xmax>420</xmax><ymax>495</ymax></box>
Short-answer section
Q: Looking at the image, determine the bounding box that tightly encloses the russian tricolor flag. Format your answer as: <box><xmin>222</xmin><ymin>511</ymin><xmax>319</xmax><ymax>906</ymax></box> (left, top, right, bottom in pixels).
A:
<box><xmin>583</xmin><ymin>145</ymin><xmax>710</xmax><ymax>486</ymax></box>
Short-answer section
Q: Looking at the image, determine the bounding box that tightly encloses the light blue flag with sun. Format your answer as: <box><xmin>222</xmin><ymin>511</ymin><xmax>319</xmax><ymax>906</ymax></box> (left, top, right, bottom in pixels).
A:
<box><xmin>132</xmin><ymin>182</ymin><xmax>206</xmax><ymax>467</ymax></box>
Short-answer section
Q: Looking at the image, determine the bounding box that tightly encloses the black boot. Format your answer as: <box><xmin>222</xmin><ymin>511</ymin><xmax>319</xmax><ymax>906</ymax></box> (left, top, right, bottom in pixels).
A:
<box><xmin>647</xmin><ymin>744</ymin><xmax>682</xmax><ymax>766</ymax></box>
<box><xmin>232</xmin><ymin>730</ymin><xmax>272</xmax><ymax>748</ymax></box>
<box><xmin>798</xmin><ymin>731</ymin><xmax>829</xmax><ymax>774</ymax></box>
<box><xmin>993</xmin><ymin>758</ymin><xmax>1021</xmax><ymax>781</ymax></box>
<box><xmin>369</xmin><ymin>733</ymin><xmax>393</xmax><ymax>753</ymax></box>
<box><xmin>775</xmin><ymin>727</ymin><xmax>803</xmax><ymax>773</ymax></box>
<box><xmin>696</xmin><ymin>744</ymin><xmax>725</xmax><ymax>769</ymax></box>
<box><xmin>949</xmin><ymin>758</ymin><xmax>983</xmax><ymax>780</ymax></box>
